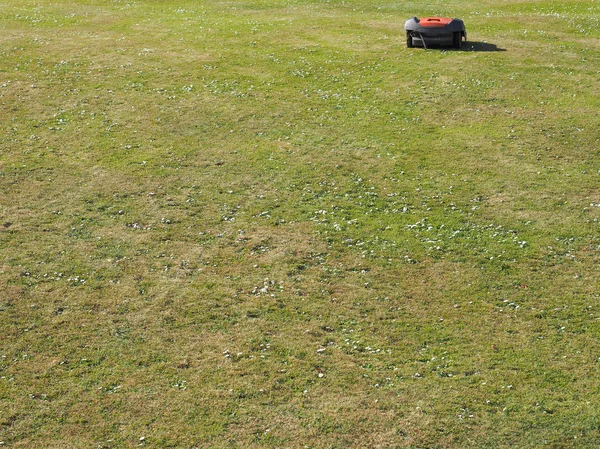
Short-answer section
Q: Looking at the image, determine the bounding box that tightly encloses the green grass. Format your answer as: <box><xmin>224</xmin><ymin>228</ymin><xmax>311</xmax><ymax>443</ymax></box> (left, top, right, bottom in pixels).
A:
<box><xmin>1</xmin><ymin>0</ymin><xmax>600</xmax><ymax>447</ymax></box>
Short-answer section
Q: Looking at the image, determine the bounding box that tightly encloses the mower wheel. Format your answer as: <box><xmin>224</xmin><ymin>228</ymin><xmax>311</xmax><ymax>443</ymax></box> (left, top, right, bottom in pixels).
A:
<box><xmin>453</xmin><ymin>32</ymin><xmax>462</xmax><ymax>49</ymax></box>
<box><xmin>406</xmin><ymin>32</ymin><xmax>414</xmax><ymax>48</ymax></box>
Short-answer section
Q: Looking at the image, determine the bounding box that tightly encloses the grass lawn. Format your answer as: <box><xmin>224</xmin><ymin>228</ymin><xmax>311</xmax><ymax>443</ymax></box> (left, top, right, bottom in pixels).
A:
<box><xmin>1</xmin><ymin>0</ymin><xmax>600</xmax><ymax>447</ymax></box>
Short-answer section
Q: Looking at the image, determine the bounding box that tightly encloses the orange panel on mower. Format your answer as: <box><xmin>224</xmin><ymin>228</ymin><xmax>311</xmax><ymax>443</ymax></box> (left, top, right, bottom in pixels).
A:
<box><xmin>420</xmin><ymin>17</ymin><xmax>453</xmax><ymax>27</ymax></box>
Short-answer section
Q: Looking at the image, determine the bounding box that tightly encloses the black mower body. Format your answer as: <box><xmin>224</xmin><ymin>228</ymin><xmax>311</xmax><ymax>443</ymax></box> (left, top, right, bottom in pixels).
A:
<box><xmin>404</xmin><ymin>17</ymin><xmax>466</xmax><ymax>49</ymax></box>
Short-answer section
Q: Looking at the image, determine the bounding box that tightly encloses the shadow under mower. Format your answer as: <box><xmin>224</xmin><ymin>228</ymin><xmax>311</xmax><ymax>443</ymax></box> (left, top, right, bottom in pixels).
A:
<box><xmin>405</xmin><ymin>17</ymin><xmax>466</xmax><ymax>49</ymax></box>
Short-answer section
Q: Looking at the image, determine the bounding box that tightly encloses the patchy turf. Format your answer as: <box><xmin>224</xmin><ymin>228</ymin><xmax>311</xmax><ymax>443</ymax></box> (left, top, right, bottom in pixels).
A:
<box><xmin>1</xmin><ymin>0</ymin><xmax>600</xmax><ymax>447</ymax></box>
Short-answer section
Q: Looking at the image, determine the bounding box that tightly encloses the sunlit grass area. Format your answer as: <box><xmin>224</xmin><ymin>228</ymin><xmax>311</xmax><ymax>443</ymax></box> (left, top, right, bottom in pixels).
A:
<box><xmin>1</xmin><ymin>0</ymin><xmax>600</xmax><ymax>447</ymax></box>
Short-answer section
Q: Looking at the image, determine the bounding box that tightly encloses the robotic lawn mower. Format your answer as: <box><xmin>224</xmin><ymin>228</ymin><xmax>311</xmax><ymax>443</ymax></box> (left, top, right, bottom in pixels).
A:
<box><xmin>405</xmin><ymin>17</ymin><xmax>467</xmax><ymax>49</ymax></box>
